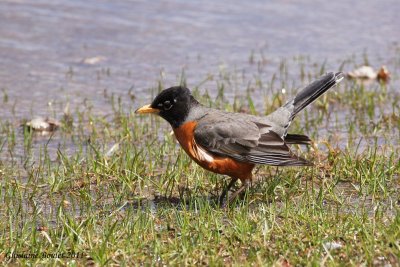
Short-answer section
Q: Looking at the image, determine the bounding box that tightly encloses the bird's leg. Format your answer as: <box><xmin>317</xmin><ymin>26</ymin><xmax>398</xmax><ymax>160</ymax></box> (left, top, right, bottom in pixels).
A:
<box><xmin>219</xmin><ymin>178</ymin><xmax>238</xmax><ymax>207</ymax></box>
<box><xmin>224</xmin><ymin>179</ymin><xmax>251</xmax><ymax>207</ymax></box>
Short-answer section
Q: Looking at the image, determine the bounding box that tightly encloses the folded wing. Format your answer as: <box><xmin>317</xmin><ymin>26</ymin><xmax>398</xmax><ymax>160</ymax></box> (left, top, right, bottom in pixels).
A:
<box><xmin>194</xmin><ymin>114</ymin><xmax>311</xmax><ymax>166</ymax></box>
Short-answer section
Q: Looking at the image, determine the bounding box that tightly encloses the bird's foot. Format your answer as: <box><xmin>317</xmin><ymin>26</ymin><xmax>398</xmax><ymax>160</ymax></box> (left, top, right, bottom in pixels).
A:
<box><xmin>220</xmin><ymin>179</ymin><xmax>251</xmax><ymax>208</ymax></box>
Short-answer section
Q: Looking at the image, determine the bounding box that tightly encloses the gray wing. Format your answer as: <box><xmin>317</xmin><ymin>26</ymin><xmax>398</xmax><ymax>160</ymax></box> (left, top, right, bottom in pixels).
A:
<box><xmin>193</xmin><ymin>114</ymin><xmax>310</xmax><ymax>166</ymax></box>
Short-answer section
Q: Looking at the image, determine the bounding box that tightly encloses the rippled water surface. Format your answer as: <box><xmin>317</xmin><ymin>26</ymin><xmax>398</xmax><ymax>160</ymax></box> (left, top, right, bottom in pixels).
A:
<box><xmin>0</xmin><ymin>0</ymin><xmax>399</xmax><ymax>160</ymax></box>
<box><xmin>1</xmin><ymin>0</ymin><xmax>399</xmax><ymax>117</ymax></box>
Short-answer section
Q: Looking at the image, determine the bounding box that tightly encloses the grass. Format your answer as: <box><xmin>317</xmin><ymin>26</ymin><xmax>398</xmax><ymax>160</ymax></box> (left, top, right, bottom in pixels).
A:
<box><xmin>0</xmin><ymin>52</ymin><xmax>399</xmax><ymax>266</ymax></box>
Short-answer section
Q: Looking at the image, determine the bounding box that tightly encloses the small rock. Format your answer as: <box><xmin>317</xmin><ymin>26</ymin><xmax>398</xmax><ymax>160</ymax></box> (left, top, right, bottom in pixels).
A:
<box><xmin>323</xmin><ymin>241</ymin><xmax>343</xmax><ymax>251</ymax></box>
<box><xmin>377</xmin><ymin>65</ymin><xmax>390</xmax><ymax>82</ymax></box>
<box><xmin>24</xmin><ymin>117</ymin><xmax>60</xmax><ymax>132</ymax></box>
<box><xmin>347</xmin><ymin>66</ymin><xmax>377</xmax><ymax>79</ymax></box>
<box><xmin>347</xmin><ymin>65</ymin><xmax>390</xmax><ymax>82</ymax></box>
<box><xmin>82</xmin><ymin>56</ymin><xmax>106</xmax><ymax>65</ymax></box>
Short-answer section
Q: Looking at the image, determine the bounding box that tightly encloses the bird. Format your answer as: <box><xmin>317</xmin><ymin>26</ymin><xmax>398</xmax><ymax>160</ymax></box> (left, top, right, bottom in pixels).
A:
<box><xmin>136</xmin><ymin>72</ymin><xmax>344</xmax><ymax>206</ymax></box>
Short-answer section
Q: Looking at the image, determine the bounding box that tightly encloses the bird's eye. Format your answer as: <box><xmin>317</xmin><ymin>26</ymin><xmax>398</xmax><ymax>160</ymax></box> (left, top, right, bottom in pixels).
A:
<box><xmin>163</xmin><ymin>100</ymin><xmax>172</xmax><ymax>110</ymax></box>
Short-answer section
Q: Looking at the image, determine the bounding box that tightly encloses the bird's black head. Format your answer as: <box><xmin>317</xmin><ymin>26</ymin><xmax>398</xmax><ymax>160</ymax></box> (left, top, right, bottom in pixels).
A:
<box><xmin>135</xmin><ymin>86</ymin><xmax>199</xmax><ymax>128</ymax></box>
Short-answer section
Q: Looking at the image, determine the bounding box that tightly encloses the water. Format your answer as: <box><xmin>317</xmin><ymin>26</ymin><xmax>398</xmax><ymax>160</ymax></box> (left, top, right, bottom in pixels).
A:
<box><xmin>1</xmin><ymin>0</ymin><xmax>399</xmax><ymax>118</ymax></box>
<box><xmin>0</xmin><ymin>0</ymin><xmax>399</xmax><ymax>160</ymax></box>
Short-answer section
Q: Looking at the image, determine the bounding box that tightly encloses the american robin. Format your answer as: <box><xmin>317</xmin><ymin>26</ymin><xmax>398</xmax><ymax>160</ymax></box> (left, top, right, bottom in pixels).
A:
<box><xmin>136</xmin><ymin>72</ymin><xmax>344</xmax><ymax>206</ymax></box>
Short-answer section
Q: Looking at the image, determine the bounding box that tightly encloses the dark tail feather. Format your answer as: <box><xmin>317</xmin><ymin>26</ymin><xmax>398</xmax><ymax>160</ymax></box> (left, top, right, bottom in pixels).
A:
<box><xmin>286</xmin><ymin>72</ymin><xmax>344</xmax><ymax>120</ymax></box>
<box><xmin>277</xmin><ymin>155</ymin><xmax>313</xmax><ymax>166</ymax></box>
<box><xmin>285</xmin><ymin>134</ymin><xmax>311</xmax><ymax>145</ymax></box>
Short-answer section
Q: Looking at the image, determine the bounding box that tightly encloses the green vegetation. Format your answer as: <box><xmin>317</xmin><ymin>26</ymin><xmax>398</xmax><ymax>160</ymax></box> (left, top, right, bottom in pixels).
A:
<box><xmin>0</xmin><ymin>53</ymin><xmax>399</xmax><ymax>266</ymax></box>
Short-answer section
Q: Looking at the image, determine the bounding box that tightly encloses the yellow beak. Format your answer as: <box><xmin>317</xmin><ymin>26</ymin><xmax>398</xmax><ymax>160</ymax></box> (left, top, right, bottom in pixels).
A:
<box><xmin>135</xmin><ymin>104</ymin><xmax>159</xmax><ymax>114</ymax></box>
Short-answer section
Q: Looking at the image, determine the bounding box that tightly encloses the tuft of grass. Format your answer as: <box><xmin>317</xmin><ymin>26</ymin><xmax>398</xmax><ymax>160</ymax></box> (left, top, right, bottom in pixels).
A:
<box><xmin>0</xmin><ymin>52</ymin><xmax>399</xmax><ymax>265</ymax></box>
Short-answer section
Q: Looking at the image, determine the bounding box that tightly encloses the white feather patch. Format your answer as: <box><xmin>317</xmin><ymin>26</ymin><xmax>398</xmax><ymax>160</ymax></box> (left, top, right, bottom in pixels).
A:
<box><xmin>197</xmin><ymin>145</ymin><xmax>214</xmax><ymax>162</ymax></box>
<box><xmin>191</xmin><ymin>138</ymin><xmax>214</xmax><ymax>163</ymax></box>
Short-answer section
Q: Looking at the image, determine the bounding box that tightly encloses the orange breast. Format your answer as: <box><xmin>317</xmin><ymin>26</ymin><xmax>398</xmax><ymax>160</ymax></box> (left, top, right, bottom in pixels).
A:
<box><xmin>173</xmin><ymin>121</ymin><xmax>254</xmax><ymax>181</ymax></box>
